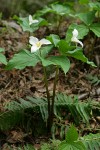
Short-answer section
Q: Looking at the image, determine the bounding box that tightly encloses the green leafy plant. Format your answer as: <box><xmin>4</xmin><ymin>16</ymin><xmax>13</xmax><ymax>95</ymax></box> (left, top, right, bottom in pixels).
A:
<box><xmin>0</xmin><ymin>48</ymin><xmax>7</xmax><ymax>65</ymax></box>
<box><xmin>58</xmin><ymin>125</ymin><xmax>86</xmax><ymax>150</ymax></box>
<box><xmin>66</xmin><ymin>1</ymin><xmax>100</xmax><ymax>43</ymax></box>
<box><xmin>86</xmin><ymin>74</ymin><xmax>100</xmax><ymax>86</ymax></box>
<box><xmin>0</xmin><ymin>93</ymin><xmax>96</xmax><ymax>131</ymax></box>
<box><xmin>58</xmin><ymin>125</ymin><xmax>100</xmax><ymax>150</ymax></box>
<box><xmin>82</xmin><ymin>133</ymin><xmax>100</xmax><ymax>150</ymax></box>
<box><xmin>5</xmin><ymin>5</ymin><xmax>96</xmax><ymax>132</ymax></box>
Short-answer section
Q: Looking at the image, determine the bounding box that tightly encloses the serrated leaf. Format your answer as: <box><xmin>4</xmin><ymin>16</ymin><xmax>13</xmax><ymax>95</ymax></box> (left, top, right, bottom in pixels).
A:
<box><xmin>66</xmin><ymin>125</ymin><xmax>78</xmax><ymax>143</ymax></box>
<box><xmin>66</xmin><ymin>24</ymin><xmax>89</xmax><ymax>42</ymax></box>
<box><xmin>90</xmin><ymin>23</ymin><xmax>100</xmax><ymax>37</ymax></box>
<box><xmin>66</xmin><ymin>48</ymin><xmax>96</xmax><ymax>67</ymax></box>
<box><xmin>76</xmin><ymin>11</ymin><xmax>96</xmax><ymax>26</ymax></box>
<box><xmin>41</xmin><ymin>56</ymin><xmax>70</xmax><ymax>74</ymax></box>
<box><xmin>0</xmin><ymin>53</ymin><xmax>7</xmax><ymax>65</ymax></box>
<box><xmin>58</xmin><ymin>140</ymin><xmax>86</xmax><ymax>150</ymax></box>
<box><xmin>47</xmin><ymin>34</ymin><xmax>60</xmax><ymax>47</ymax></box>
<box><xmin>72</xmin><ymin>141</ymin><xmax>86</xmax><ymax>150</ymax></box>
<box><xmin>6</xmin><ymin>46</ymin><xmax>53</xmax><ymax>70</ymax></box>
<box><xmin>58</xmin><ymin>141</ymin><xmax>68</xmax><ymax>150</ymax></box>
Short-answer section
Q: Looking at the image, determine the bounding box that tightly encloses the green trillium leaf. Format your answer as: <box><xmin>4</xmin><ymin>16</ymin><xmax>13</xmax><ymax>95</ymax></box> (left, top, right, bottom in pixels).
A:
<box><xmin>40</xmin><ymin>55</ymin><xmax>70</xmax><ymax>74</ymax></box>
<box><xmin>0</xmin><ymin>48</ymin><xmax>5</xmax><ymax>52</ymax></box>
<box><xmin>0</xmin><ymin>53</ymin><xmax>7</xmax><ymax>65</ymax></box>
<box><xmin>66</xmin><ymin>23</ymin><xmax>89</xmax><ymax>42</ymax></box>
<box><xmin>6</xmin><ymin>45</ymin><xmax>53</xmax><ymax>70</ymax></box>
<box><xmin>90</xmin><ymin>23</ymin><xmax>100</xmax><ymax>37</ymax></box>
<box><xmin>76</xmin><ymin>11</ymin><xmax>96</xmax><ymax>26</ymax></box>
<box><xmin>47</xmin><ymin>34</ymin><xmax>60</xmax><ymax>47</ymax></box>
<box><xmin>66</xmin><ymin>48</ymin><xmax>96</xmax><ymax>67</ymax></box>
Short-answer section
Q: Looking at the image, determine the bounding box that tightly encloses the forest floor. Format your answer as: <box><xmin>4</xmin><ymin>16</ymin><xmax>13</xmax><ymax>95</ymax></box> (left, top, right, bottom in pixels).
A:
<box><xmin>0</xmin><ymin>20</ymin><xmax>100</xmax><ymax>149</ymax></box>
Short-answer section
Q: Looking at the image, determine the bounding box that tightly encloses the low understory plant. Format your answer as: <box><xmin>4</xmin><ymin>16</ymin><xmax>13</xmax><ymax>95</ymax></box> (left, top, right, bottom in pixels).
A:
<box><xmin>3</xmin><ymin>125</ymin><xmax>100</xmax><ymax>150</ymax></box>
<box><xmin>0</xmin><ymin>0</ymin><xmax>100</xmax><ymax>149</ymax></box>
<box><xmin>5</xmin><ymin>12</ymin><xmax>96</xmax><ymax>132</ymax></box>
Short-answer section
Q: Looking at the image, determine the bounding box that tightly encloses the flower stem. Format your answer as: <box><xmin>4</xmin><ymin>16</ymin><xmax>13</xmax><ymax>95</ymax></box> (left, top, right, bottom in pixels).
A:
<box><xmin>51</xmin><ymin>66</ymin><xmax>59</xmax><ymax>124</ymax></box>
<box><xmin>43</xmin><ymin>66</ymin><xmax>51</xmax><ymax>131</ymax></box>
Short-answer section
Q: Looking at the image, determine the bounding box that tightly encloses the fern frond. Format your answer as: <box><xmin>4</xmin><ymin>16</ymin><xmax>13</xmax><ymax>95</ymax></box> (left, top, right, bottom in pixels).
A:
<box><xmin>54</xmin><ymin>93</ymin><xmax>91</xmax><ymax>123</ymax></box>
<box><xmin>0</xmin><ymin>110</ymin><xmax>23</xmax><ymax>130</ymax></box>
<box><xmin>0</xmin><ymin>93</ymin><xmax>98</xmax><ymax>131</ymax></box>
<box><xmin>81</xmin><ymin>133</ymin><xmax>100</xmax><ymax>150</ymax></box>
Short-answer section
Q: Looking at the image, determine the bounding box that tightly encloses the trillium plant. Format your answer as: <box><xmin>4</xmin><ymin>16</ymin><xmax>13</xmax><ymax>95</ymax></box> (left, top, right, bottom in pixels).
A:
<box><xmin>29</xmin><ymin>36</ymin><xmax>51</xmax><ymax>53</ymax></box>
<box><xmin>29</xmin><ymin>15</ymin><xmax>39</xmax><ymax>25</ymax></box>
<box><xmin>6</xmin><ymin>14</ymin><xmax>96</xmax><ymax>132</ymax></box>
<box><xmin>71</xmin><ymin>29</ymin><xmax>83</xmax><ymax>48</ymax></box>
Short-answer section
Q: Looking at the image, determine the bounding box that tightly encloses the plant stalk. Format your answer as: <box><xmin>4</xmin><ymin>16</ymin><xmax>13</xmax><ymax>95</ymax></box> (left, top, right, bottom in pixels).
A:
<box><xmin>51</xmin><ymin>66</ymin><xmax>59</xmax><ymax>125</ymax></box>
<box><xmin>43</xmin><ymin>66</ymin><xmax>51</xmax><ymax>132</ymax></box>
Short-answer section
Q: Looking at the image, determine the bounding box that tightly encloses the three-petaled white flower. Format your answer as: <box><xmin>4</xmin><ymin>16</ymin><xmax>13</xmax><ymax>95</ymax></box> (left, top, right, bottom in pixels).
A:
<box><xmin>29</xmin><ymin>36</ymin><xmax>51</xmax><ymax>53</ymax></box>
<box><xmin>71</xmin><ymin>29</ymin><xmax>83</xmax><ymax>48</ymax></box>
<box><xmin>29</xmin><ymin>15</ymin><xmax>39</xmax><ymax>25</ymax></box>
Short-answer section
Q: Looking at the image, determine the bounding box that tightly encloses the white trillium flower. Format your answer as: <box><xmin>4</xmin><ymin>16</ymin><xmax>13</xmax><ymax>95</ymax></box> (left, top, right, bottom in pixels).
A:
<box><xmin>29</xmin><ymin>36</ymin><xmax>51</xmax><ymax>53</ymax></box>
<box><xmin>29</xmin><ymin>15</ymin><xmax>39</xmax><ymax>25</ymax></box>
<box><xmin>71</xmin><ymin>29</ymin><xmax>83</xmax><ymax>48</ymax></box>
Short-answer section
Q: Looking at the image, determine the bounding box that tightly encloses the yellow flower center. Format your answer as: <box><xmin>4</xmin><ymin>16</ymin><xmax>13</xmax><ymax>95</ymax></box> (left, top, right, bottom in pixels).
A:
<box><xmin>36</xmin><ymin>42</ymin><xmax>42</xmax><ymax>48</ymax></box>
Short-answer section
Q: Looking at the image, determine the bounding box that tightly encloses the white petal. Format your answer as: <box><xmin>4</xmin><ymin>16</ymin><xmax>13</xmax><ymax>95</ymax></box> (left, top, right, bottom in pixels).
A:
<box><xmin>71</xmin><ymin>37</ymin><xmax>83</xmax><ymax>47</ymax></box>
<box><xmin>31</xmin><ymin>45</ymin><xmax>39</xmax><ymax>53</ymax></box>
<box><xmin>40</xmin><ymin>38</ymin><xmax>51</xmax><ymax>45</ymax></box>
<box><xmin>29</xmin><ymin>15</ymin><xmax>33</xmax><ymax>25</ymax></box>
<box><xmin>29</xmin><ymin>15</ymin><xmax>39</xmax><ymax>25</ymax></box>
<box><xmin>29</xmin><ymin>36</ymin><xmax>39</xmax><ymax>45</ymax></box>
<box><xmin>77</xmin><ymin>39</ymin><xmax>83</xmax><ymax>47</ymax></box>
<box><xmin>72</xmin><ymin>29</ymin><xmax>78</xmax><ymax>37</ymax></box>
<box><xmin>32</xmin><ymin>20</ymin><xmax>39</xmax><ymax>23</ymax></box>
<box><xmin>29</xmin><ymin>15</ymin><xmax>32</xmax><ymax>21</ymax></box>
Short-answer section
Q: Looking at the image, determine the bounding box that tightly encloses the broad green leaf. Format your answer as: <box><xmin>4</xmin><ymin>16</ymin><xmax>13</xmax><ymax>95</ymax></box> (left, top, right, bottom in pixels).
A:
<box><xmin>79</xmin><ymin>0</ymin><xmax>89</xmax><ymax>4</ymax></box>
<box><xmin>58</xmin><ymin>141</ymin><xmax>69</xmax><ymax>150</ymax></box>
<box><xmin>17</xmin><ymin>17</ymin><xmax>48</xmax><ymax>32</ymax></box>
<box><xmin>58</xmin><ymin>40</ymin><xmax>75</xmax><ymax>54</ymax></box>
<box><xmin>47</xmin><ymin>34</ymin><xmax>60</xmax><ymax>47</ymax></box>
<box><xmin>38</xmin><ymin>18</ymin><xmax>48</xmax><ymax>27</ymax></box>
<box><xmin>76</xmin><ymin>11</ymin><xmax>96</xmax><ymax>26</ymax></box>
<box><xmin>51</xmin><ymin>3</ymin><xmax>71</xmax><ymax>16</ymax></box>
<box><xmin>5</xmin><ymin>49</ymin><xmax>39</xmax><ymax>70</ymax></box>
<box><xmin>90</xmin><ymin>23</ymin><xmax>100</xmax><ymax>37</ymax></box>
<box><xmin>89</xmin><ymin>2</ymin><xmax>100</xmax><ymax>11</ymax></box>
<box><xmin>71</xmin><ymin>142</ymin><xmax>86</xmax><ymax>150</ymax></box>
<box><xmin>18</xmin><ymin>17</ymin><xmax>35</xmax><ymax>32</ymax></box>
<box><xmin>0</xmin><ymin>53</ymin><xmax>7</xmax><ymax>65</ymax></box>
<box><xmin>66</xmin><ymin>48</ymin><xmax>96</xmax><ymax>67</ymax></box>
<box><xmin>66</xmin><ymin>24</ymin><xmax>89</xmax><ymax>42</ymax></box>
<box><xmin>41</xmin><ymin>56</ymin><xmax>70</xmax><ymax>74</ymax></box>
<box><xmin>33</xmin><ymin>6</ymin><xmax>52</xmax><ymax>17</ymax></box>
<box><xmin>34</xmin><ymin>3</ymin><xmax>72</xmax><ymax>17</ymax></box>
<box><xmin>40</xmin><ymin>45</ymin><xmax>53</xmax><ymax>57</ymax></box>
<box><xmin>66</xmin><ymin>125</ymin><xmax>78</xmax><ymax>143</ymax></box>
<box><xmin>6</xmin><ymin>46</ymin><xmax>53</xmax><ymax>70</ymax></box>
<box><xmin>0</xmin><ymin>48</ymin><xmax>5</xmax><ymax>52</ymax></box>
<box><xmin>58</xmin><ymin>141</ymin><xmax>86</xmax><ymax>150</ymax></box>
